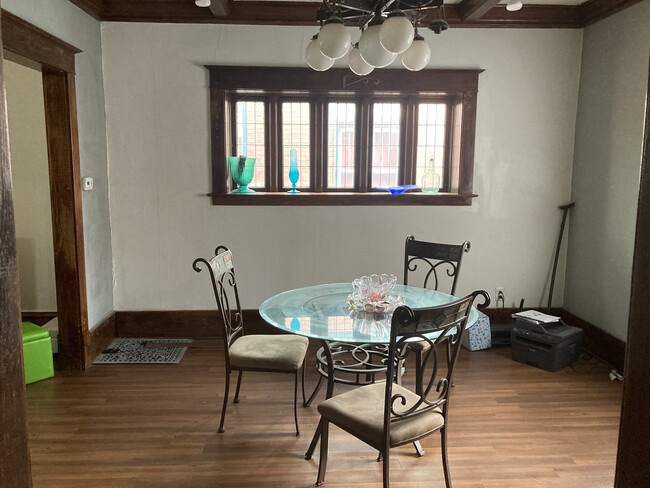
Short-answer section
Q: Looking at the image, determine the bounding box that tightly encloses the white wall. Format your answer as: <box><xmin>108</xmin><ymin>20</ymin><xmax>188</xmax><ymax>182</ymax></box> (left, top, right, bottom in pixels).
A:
<box><xmin>564</xmin><ymin>0</ymin><xmax>650</xmax><ymax>342</ymax></box>
<box><xmin>102</xmin><ymin>23</ymin><xmax>582</xmax><ymax>311</ymax></box>
<box><xmin>3</xmin><ymin>0</ymin><xmax>114</xmax><ymax>329</ymax></box>
<box><xmin>5</xmin><ymin>60</ymin><xmax>57</xmax><ymax>312</ymax></box>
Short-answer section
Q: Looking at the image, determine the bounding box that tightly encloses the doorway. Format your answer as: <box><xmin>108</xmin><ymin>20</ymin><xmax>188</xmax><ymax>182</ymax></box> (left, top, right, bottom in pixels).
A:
<box><xmin>1</xmin><ymin>11</ymin><xmax>88</xmax><ymax>371</ymax></box>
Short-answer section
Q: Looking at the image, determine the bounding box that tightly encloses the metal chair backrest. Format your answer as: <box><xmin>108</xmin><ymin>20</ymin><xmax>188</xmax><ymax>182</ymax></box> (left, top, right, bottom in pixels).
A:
<box><xmin>382</xmin><ymin>290</ymin><xmax>488</xmax><ymax>444</ymax></box>
<box><xmin>403</xmin><ymin>235</ymin><xmax>470</xmax><ymax>295</ymax></box>
<box><xmin>193</xmin><ymin>246</ymin><xmax>244</xmax><ymax>354</ymax></box>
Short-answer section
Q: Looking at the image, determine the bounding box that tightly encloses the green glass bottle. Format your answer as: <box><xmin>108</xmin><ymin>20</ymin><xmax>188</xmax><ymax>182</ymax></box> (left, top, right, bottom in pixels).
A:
<box><xmin>421</xmin><ymin>157</ymin><xmax>441</xmax><ymax>194</ymax></box>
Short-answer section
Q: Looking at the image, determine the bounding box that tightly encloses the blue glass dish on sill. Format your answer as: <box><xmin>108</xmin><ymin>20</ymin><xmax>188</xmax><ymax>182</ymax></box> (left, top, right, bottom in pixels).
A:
<box><xmin>374</xmin><ymin>184</ymin><xmax>419</xmax><ymax>195</ymax></box>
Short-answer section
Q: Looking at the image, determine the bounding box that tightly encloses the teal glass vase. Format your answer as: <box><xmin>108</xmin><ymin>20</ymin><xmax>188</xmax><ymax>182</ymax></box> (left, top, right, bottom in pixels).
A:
<box><xmin>288</xmin><ymin>148</ymin><xmax>300</xmax><ymax>193</ymax></box>
<box><xmin>228</xmin><ymin>156</ymin><xmax>256</xmax><ymax>194</ymax></box>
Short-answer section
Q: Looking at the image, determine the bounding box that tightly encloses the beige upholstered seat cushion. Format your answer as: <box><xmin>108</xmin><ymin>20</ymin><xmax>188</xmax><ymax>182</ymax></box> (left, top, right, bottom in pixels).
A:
<box><xmin>229</xmin><ymin>334</ymin><xmax>309</xmax><ymax>371</ymax></box>
<box><xmin>317</xmin><ymin>382</ymin><xmax>444</xmax><ymax>450</ymax></box>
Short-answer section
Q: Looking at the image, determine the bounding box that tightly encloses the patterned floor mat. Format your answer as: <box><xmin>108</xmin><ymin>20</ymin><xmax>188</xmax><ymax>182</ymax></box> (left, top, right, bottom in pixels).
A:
<box><xmin>93</xmin><ymin>338</ymin><xmax>192</xmax><ymax>364</ymax></box>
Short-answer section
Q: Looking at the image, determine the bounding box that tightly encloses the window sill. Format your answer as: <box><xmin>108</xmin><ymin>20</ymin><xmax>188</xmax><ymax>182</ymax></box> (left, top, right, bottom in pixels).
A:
<box><xmin>211</xmin><ymin>192</ymin><xmax>477</xmax><ymax>206</ymax></box>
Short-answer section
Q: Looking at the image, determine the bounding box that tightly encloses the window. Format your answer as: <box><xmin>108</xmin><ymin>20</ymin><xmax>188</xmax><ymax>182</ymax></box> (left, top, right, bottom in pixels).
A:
<box><xmin>209</xmin><ymin>66</ymin><xmax>482</xmax><ymax>205</ymax></box>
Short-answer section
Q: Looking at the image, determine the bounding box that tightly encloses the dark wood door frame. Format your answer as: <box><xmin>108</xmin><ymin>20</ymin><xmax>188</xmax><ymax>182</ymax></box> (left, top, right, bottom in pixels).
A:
<box><xmin>1</xmin><ymin>10</ymin><xmax>88</xmax><ymax>371</ymax></box>
<box><xmin>614</xmin><ymin>58</ymin><xmax>650</xmax><ymax>487</ymax></box>
<box><xmin>0</xmin><ymin>5</ymin><xmax>33</xmax><ymax>486</ymax></box>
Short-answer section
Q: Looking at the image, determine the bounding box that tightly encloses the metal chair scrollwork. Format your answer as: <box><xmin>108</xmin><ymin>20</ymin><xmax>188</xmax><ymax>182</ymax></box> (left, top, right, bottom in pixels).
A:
<box><xmin>193</xmin><ymin>245</ymin><xmax>309</xmax><ymax>435</ymax></box>
<box><xmin>315</xmin><ymin>290</ymin><xmax>490</xmax><ymax>488</ymax></box>
<box><xmin>404</xmin><ymin>234</ymin><xmax>471</xmax><ymax>395</ymax></box>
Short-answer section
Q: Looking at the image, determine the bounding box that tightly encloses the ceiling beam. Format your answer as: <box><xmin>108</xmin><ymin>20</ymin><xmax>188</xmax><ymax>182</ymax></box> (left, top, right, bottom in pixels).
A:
<box><xmin>67</xmin><ymin>0</ymin><xmax>104</xmax><ymax>20</ymax></box>
<box><xmin>208</xmin><ymin>0</ymin><xmax>230</xmax><ymax>18</ymax></box>
<box><xmin>579</xmin><ymin>0</ymin><xmax>645</xmax><ymax>26</ymax></box>
<box><xmin>457</xmin><ymin>0</ymin><xmax>502</xmax><ymax>23</ymax></box>
<box><xmin>67</xmin><ymin>0</ymin><xmax>642</xmax><ymax>28</ymax></box>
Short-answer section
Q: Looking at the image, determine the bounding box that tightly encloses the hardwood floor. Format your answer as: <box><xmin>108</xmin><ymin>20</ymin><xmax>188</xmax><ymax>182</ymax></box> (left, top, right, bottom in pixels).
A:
<box><xmin>24</xmin><ymin>341</ymin><xmax>623</xmax><ymax>488</ymax></box>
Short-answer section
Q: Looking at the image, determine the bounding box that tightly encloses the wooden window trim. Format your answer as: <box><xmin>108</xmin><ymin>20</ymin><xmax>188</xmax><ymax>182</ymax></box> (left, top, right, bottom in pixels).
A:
<box><xmin>208</xmin><ymin>66</ymin><xmax>483</xmax><ymax>206</ymax></box>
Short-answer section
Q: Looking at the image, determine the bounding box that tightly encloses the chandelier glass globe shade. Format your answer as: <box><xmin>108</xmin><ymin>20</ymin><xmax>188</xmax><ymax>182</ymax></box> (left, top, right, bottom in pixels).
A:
<box><xmin>348</xmin><ymin>46</ymin><xmax>374</xmax><ymax>76</ymax></box>
<box><xmin>195</xmin><ymin>0</ymin><xmax>211</xmax><ymax>6</ymax></box>
<box><xmin>379</xmin><ymin>10</ymin><xmax>414</xmax><ymax>54</ymax></box>
<box><xmin>318</xmin><ymin>17</ymin><xmax>351</xmax><ymax>60</ymax></box>
<box><xmin>306</xmin><ymin>37</ymin><xmax>334</xmax><ymax>71</ymax></box>
<box><xmin>401</xmin><ymin>35</ymin><xmax>430</xmax><ymax>71</ymax></box>
<box><xmin>359</xmin><ymin>22</ymin><xmax>397</xmax><ymax>68</ymax></box>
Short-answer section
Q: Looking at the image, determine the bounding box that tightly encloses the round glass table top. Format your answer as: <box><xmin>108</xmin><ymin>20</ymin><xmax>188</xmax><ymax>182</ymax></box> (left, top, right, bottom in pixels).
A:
<box><xmin>259</xmin><ymin>283</ymin><xmax>479</xmax><ymax>343</ymax></box>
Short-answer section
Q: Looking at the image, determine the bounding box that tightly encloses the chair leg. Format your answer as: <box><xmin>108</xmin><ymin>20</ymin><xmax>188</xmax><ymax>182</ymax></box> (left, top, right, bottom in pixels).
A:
<box><xmin>305</xmin><ymin>374</ymin><xmax>324</xmax><ymax>407</ymax></box>
<box><xmin>301</xmin><ymin>362</ymin><xmax>307</xmax><ymax>407</ymax></box>
<box><xmin>445</xmin><ymin>341</ymin><xmax>455</xmax><ymax>388</ymax></box>
<box><xmin>414</xmin><ymin>348</ymin><xmax>424</xmax><ymax>396</ymax></box>
<box><xmin>218</xmin><ymin>371</ymin><xmax>231</xmax><ymax>433</ymax></box>
<box><xmin>293</xmin><ymin>370</ymin><xmax>300</xmax><ymax>436</ymax></box>
<box><xmin>316</xmin><ymin>419</ymin><xmax>329</xmax><ymax>486</ymax></box>
<box><xmin>382</xmin><ymin>447</ymin><xmax>390</xmax><ymax>488</ymax></box>
<box><xmin>233</xmin><ymin>370</ymin><xmax>243</xmax><ymax>403</ymax></box>
<box><xmin>441</xmin><ymin>425</ymin><xmax>452</xmax><ymax>488</ymax></box>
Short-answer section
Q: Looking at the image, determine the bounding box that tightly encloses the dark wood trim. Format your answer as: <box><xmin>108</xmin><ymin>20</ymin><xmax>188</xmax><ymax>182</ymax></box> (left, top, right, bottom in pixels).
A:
<box><xmin>615</xmin><ymin>58</ymin><xmax>650</xmax><ymax>488</ymax></box>
<box><xmin>560</xmin><ymin>310</ymin><xmax>626</xmax><ymax>372</ymax></box>
<box><xmin>207</xmin><ymin>66</ymin><xmax>483</xmax><ymax>94</ymax></box>
<box><xmin>71</xmin><ymin>1</ymin><xmax>641</xmax><ymax>28</ymax></box>
<box><xmin>84</xmin><ymin>313</ymin><xmax>116</xmax><ymax>366</ymax></box>
<box><xmin>458</xmin><ymin>0</ymin><xmax>502</xmax><ymax>22</ymax></box>
<box><xmin>20</xmin><ymin>312</ymin><xmax>57</xmax><ymax>326</ymax></box>
<box><xmin>116</xmin><ymin>309</ymin><xmax>300</xmax><ymax>339</ymax></box>
<box><xmin>1</xmin><ymin>10</ymin><xmax>80</xmax><ymax>73</ymax></box>
<box><xmin>580</xmin><ymin>0</ymin><xmax>645</xmax><ymax>27</ymax></box>
<box><xmin>66</xmin><ymin>0</ymin><xmax>104</xmax><ymax>21</ymax></box>
<box><xmin>2</xmin><ymin>7</ymin><xmax>88</xmax><ymax>373</ymax></box>
<box><xmin>41</xmin><ymin>67</ymin><xmax>88</xmax><ymax>372</ymax></box>
<box><xmin>208</xmin><ymin>0</ymin><xmax>230</xmax><ymax>18</ymax></box>
<box><xmin>208</xmin><ymin>66</ymin><xmax>482</xmax><ymax>204</ymax></box>
<box><xmin>0</xmin><ymin>6</ymin><xmax>33</xmax><ymax>485</ymax></box>
<box><xmin>210</xmin><ymin>192</ymin><xmax>476</xmax><ymax>206</ymax></box>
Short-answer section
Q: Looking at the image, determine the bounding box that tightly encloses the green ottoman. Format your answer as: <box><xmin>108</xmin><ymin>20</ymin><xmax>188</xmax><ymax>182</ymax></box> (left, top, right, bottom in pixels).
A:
<box><xmin>22</xmin><ymin>322</ymin><xmax>54</xmax><ymax>384</ymax></box>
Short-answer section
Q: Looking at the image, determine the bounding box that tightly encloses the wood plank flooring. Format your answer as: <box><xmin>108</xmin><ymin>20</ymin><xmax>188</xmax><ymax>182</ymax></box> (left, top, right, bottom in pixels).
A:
<box><xmin>24</xmin><ymin>341</ymin><xmax>623</xmax><ymax>488</ymax></box>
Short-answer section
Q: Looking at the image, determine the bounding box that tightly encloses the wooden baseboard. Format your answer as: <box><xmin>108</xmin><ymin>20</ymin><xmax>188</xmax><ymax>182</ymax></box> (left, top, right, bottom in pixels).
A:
<box><xmin>20</xmin><ymin>311</ymin><xmax>57</xmax><ymax>326</ymax></box>
<box><xmin>114</xmin><ymin>309</ymin><xmax>283</xmax><ymax>339</ymax></box>
<box><xmin>112</xmin><ymin>308</ymin><xmax>626</xmax><ymax>371</ymax></box>
<box><xmin>84</xmin><ymin>313</ymin><xmax>116</xmax><ymax>368</ymax></box>
<box><xmin>560</xmin><ymin>310</ymin><xmax>626</xmax><ymax>371</ymax></box>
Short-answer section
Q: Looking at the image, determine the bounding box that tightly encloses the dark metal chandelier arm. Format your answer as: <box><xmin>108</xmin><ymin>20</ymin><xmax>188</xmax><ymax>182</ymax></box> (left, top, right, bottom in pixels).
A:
<box><xmin>319</xmin><ymin>0</ymin><xmax>444</xmax><ymax>25</ymax></box>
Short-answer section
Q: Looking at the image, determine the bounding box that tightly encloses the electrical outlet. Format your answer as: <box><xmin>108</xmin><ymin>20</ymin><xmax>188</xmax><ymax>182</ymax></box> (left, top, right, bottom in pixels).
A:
<box><xmin>496</xmin><ymin>287</ymin><xmax>505</xmax><ymax>303</ymax></box>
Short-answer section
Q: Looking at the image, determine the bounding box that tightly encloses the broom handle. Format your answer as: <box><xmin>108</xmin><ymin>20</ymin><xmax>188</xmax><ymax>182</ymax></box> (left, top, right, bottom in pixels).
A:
<box><xmin>547</xmin><ymin>202</ymin><xmax>575</xmax><ymax>314</ymax></box>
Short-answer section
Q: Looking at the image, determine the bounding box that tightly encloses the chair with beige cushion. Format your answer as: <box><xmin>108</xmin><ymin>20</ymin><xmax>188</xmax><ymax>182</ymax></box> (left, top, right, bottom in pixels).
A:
<box><xmin>404</xmin><ymin>235</ymin><xmax>470</xmax><ymax>395</ymax></box>
<box><xmin>193</xmin><ymin>245</ymin><xmax>309</xmax><ymax>435</ymax></box>
<box><xmin>315</xmin><ymin>290</ymin><xmax>489</xmax><ymax>488</ymax></box>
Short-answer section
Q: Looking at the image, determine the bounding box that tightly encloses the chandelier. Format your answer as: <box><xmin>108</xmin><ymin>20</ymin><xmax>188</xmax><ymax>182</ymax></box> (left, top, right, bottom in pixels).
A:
<box><xmin>306</xmin><ymin>0</ymin><xmax>449</xmax><ymax>74</ymax></box>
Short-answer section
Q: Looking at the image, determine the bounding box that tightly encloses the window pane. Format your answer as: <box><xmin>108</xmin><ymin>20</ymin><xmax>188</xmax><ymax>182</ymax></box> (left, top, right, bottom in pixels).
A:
<box><xmin>281</xmin><ymin>102</ymin><xmax>310</xmax><ymax>189</ymax></box>
<box><xmin>415</xmin><ymin>103</ymin><xmax>446</xmax><ymax>189</ymax></box>
<box><xmin>235</xmin><ymin>100</ymin><xmax>265</xmax><ymax>188</ymax></box>
<box><xmin>327</xmin><ymin>102</ymin><xmax>356</xmax><ymax>189</ymax></box>
<box><xmin>371</xmin><ymin>103</ymin><xmax>401</xmax><ymax>188</ymax></box>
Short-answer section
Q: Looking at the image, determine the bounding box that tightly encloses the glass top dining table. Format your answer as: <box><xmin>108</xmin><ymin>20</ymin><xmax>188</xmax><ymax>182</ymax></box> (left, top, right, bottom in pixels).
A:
<box><xmin>259</xmin><ymin>282</ymin><xmax>479</xmax><ymax>344</ymax></box>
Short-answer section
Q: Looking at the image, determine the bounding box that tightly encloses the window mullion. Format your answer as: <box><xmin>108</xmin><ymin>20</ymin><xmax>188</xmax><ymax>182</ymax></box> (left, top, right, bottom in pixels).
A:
<box><xmin>267</xmin><ymin>95</ymin><xmax>280</xmax><ymax>192</ymax></box>
<box><xmin>403</xmin><ymin>97</ymin><xmax>417</xmax><ymax>185</ymax></box>
<box><xmin>358</xmin><ymin>96</ymin><xmax>370</xmax><ymax>192</ymax></box>
<box><xmin>314</xmin><ymin>97</ymin><xmax>325</xmax><ymax>192</ymax></box>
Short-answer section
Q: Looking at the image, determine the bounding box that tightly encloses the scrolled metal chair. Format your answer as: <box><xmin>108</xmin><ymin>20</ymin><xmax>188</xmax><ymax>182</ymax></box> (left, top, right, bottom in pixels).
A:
<box><xmin>193</xmin><ymin>245</ymin><xmax>309</xmax><ymax>435</ymax></box>
<box><xmin>404</xmin><ymin>234</ymin><xmax>470</xmax><ymax>395</ymax></box>
<box><xmin>315</xmin><ymin>290</ymin><xmax>490</xmax><ymax>488</ymax></box>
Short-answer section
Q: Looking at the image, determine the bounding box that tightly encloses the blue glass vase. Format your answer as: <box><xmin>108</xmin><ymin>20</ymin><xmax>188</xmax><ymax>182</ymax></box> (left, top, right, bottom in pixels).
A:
<box><xmin>288</xmin><ymin>148</ymin><xmax>300</xmax><ymax>194</ymax></box>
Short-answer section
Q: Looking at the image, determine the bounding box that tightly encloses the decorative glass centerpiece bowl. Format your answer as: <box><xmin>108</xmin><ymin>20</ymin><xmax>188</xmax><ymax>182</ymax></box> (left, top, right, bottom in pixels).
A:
<box><xmin>348</xmin><ymin>273</ymin><xmax>405</xmax><ymax>313</ymax></box>
<box><xmin>228</xmin><ymin>156</ymin><xmax>256</xmax><ymax>194</ymax></box>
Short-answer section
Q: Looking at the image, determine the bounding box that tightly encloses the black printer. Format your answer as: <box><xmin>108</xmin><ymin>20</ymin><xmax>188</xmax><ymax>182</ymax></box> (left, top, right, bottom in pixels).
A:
<box><xmin>511</xmin><ymin>319</ymin><xmax>583</xmax><ymax>372</ymax></box>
